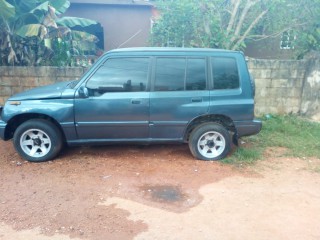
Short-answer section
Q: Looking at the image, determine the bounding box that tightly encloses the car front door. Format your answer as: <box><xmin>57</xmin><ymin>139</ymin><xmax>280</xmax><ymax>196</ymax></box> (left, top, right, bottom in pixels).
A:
<box><xmin>74</xmin><ymin>57</ymin><xmax>150</xmax><ymax>141</ymax></box>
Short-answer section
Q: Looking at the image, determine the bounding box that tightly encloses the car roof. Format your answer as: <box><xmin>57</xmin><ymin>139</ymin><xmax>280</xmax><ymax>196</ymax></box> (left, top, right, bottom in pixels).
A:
<box><xmin>107</xmin><ymin>47</ymin><xmax>241</xmax><ymax>54</ymax></box>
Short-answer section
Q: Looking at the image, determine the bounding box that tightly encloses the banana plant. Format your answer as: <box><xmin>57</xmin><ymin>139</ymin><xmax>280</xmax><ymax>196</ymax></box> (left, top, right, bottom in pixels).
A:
<box><xmin>0</xmin><ymin>0</ymin><xmax>99</xmax><ymax>66</ymax></box>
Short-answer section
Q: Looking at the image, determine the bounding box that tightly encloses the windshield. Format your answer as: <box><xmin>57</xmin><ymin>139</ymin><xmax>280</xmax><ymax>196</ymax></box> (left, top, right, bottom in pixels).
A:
<box><xmin>67</xmin><ymin>80</ymin><xmax>80</xmax><ymax>89</ymax></box>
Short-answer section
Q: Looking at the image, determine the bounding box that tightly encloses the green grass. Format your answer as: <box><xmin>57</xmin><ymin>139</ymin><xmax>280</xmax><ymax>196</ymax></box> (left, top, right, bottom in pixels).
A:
<box><xmin>223</xmin><ymin>114</ymin><xmax>320</xmax><ymax>165</ymax></box>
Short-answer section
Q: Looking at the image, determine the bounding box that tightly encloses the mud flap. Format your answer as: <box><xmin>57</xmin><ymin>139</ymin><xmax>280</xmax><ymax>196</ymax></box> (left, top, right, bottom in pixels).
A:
<box><xmin>232</xmin><ymin>133</ymin><xmax>239</xmax><ymax>146</ymax></box>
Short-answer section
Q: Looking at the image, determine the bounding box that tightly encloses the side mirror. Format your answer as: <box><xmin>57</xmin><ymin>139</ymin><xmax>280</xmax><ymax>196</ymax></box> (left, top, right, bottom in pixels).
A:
<box><xmin>78</xmin><ymin>86</ymin><xmax>89</xmax><ymax>98</ymax></box>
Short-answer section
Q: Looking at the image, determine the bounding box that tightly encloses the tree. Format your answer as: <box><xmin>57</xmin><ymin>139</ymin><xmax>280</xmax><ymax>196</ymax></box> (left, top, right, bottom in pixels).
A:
<box><xmin>151</xmin><ymin>0</ymin><xmax>320</xmax><ymax>57</ymax></box>
<box><xmin>290</xmin><ymin>1</ymin><xmax>320</xmax><ymax>58</ymax></box>
<box><xmin>0</xmin><ymin>0</ymin><xmax>99</xmax><ymax>66</ymax></box>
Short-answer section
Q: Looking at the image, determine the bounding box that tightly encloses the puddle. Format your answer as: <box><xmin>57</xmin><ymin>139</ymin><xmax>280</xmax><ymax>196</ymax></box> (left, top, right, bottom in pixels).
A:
<box><xmin>141</xmin><ymin>185</ymin><xmax>186</xmax><ymax>203</ymax></box>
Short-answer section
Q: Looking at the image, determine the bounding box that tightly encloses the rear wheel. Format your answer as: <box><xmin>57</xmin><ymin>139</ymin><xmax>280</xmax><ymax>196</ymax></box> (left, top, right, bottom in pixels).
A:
<box><xmin>13</xmin><ymin>119</ymin><xmax>63</xmax><ymax>162</ymax></box>
<box><xmin>188</xmin><ymin>123</ymin><xmax>231</xmax><ymax>161</ymax></box>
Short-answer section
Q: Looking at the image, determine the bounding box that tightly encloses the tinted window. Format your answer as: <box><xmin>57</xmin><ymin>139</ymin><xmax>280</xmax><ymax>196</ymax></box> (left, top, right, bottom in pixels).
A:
<box><xmin>87</xmin><ymin>58</ymin><xmax>149</xmax><ymax>92</ymax></box>
<box><xmin>186</xmin><ymin>58</ymin><xmax>206</xmax><ymax>90</ymax></box>
<box><xmin>155</xmin><ymin>58</ymin><xmax>185</xmax><ymax>91</ymax></box>
<box><xmin>155</xmin><ymin>57</ymin><xmax>207</xmax><ymax>91</ymax></box>
<box><xmin>211</xmin><ymin>57</ymin><xmax>239</xmax><ymax>89</ymax></box>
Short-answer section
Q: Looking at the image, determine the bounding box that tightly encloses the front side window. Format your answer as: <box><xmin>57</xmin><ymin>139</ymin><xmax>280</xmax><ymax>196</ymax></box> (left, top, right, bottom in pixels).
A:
<box><xmin>211</xmin><ymin>57</ymin><xmax>239</xmax><ymax>90</ymax></box>
<box><xmin>155</xmin><ymin>57</ymin><xmax>207</xmax><ymax>91</ymax></box>
<box><xmin>86</xmin><ymin>57</ymin><xmax>149</xmax><ymax>92</ymax></box>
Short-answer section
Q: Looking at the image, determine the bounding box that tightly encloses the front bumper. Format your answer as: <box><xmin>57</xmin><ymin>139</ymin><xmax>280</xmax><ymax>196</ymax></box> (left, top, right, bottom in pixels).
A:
<box><xmin>0</xmin><ymin>120</ymin><xmax>6</xmax><ymax>140</ymax></box>
<box><xmin>234</xmin><ymin>119</ymin><xmax>262</xmax><ymax>138</ymax></box>
<box><xmin>0</xmin><ymin>106</ymin><xmax>6</xmax><ymax>140</ymax></box>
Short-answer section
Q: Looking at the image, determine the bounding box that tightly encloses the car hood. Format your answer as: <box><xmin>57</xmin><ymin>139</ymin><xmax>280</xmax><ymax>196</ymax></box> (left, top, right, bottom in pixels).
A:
<box><xmin>8</xmin><ymin>80</ymin><xmax>77</xmax><ymax>101</ymax></box>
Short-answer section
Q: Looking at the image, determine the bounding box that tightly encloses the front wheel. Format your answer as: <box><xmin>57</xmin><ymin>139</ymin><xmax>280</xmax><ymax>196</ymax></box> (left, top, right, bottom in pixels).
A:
<box><xmin>13</xmin><ymin>119</ymin><xmax>63</xmax><ymax>162</ymax></box>
<box><xmin>188</xmin><ymin>123</ymin><xmax>231</xmax><ymax>161</ymax></box>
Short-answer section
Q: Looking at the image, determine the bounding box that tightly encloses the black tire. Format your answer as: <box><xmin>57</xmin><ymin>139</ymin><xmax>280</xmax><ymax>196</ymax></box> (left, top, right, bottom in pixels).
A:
<box><xmin>188</xmin><ymin>123</ymin><xmax>231</xmax><ymax>161</ymax></box>
<box><xmin>13</xmin><ymin>119</ymin><xmax>63</xmax><ymax>162</ymax></box>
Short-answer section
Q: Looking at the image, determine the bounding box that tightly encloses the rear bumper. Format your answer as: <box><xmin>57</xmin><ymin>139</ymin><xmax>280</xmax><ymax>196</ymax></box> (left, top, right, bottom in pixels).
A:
<box><xmin>234</xmin><ymin>119</ymin><xmax>262</xmax><ymax>138</ymax></box>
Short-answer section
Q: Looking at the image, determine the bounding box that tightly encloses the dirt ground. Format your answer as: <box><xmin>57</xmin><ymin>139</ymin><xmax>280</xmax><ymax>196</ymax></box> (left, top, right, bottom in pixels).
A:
<box><xmin>0</xmin><ymin>141</ymin><xmax>320</xmax><ymax>240</ymax></box>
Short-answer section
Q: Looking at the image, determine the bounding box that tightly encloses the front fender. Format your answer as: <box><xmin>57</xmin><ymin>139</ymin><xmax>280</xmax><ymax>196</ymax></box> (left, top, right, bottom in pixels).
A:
<box><xmin>1</xmin><ymin>99</ymin><xmax>76</xmax><ymax>141</ymax></box>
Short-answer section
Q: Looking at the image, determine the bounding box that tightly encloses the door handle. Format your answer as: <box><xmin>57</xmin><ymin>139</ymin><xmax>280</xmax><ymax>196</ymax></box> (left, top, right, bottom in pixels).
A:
<box><xmin>131</xmin><ymin>99</ymin><xmax>141</xmax><ymax>104</ymax></box>
<box><xmin>191</xmin><ymin>98</ymin><xmax>202</xmax><ymax>102</ymax></box>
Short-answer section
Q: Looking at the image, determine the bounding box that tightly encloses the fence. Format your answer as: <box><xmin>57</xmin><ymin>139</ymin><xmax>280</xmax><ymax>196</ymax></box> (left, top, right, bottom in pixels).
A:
<box><xmin>0</xmin><ymin>58</ymin><xmax>319</xmax><ymax>120</ymax></box>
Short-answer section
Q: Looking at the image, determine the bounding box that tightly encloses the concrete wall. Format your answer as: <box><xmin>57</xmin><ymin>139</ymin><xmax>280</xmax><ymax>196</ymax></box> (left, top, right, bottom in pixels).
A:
<box><xmin>248</xmin><ymin>58</ymin><xmax>320</xmax><ymax>121</ymax></box>
<box><xmin>0</xmin><ymin>58</ymin><xmax>319</xmax><ymax>120</ymax></box>
<box><xmin>248</xmin><ymin>59</ymin><xmax>307</xmax><ymax>115</ymax></box>
<box><xmin>300</xmin><ymin>59</ymin><xmax>320</xmax><ymax>120</ymax></box>
<box><xmin>0</xmin><ymin>67</ymin><xmax>86</xmax><ymax>104</ymax></box>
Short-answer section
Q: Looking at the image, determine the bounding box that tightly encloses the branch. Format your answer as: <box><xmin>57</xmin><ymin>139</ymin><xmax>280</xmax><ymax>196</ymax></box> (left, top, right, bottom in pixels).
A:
<box><xmin>245</xmin><ymin>22</ymin><xmax>309</xmax><ymax>41</ymax></box>
<box><xmin>234</xmin><ymin>0</ymin><xmax>257</xmax><ymax>37</ymax></box>
<box><xmin>231</xmin><ymin>9</ymin><xmax>268</xmax><ymax>50</ymax></box>
<box><xmin>226</xmin><ymin>0</ymin><xmax>241</xmax><ymax>35</ymax></box>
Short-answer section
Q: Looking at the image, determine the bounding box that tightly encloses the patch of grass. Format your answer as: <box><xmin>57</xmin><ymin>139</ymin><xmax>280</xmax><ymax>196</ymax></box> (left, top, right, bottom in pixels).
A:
<box><xmin>223</xmin><ymin>114</ymin><xmax>320</xmax><ymax>165</ymax></box>
<box><xmin>223</xmin><ymin>147</ymin><xmax>261</xmax><ymax>165</ymax></box>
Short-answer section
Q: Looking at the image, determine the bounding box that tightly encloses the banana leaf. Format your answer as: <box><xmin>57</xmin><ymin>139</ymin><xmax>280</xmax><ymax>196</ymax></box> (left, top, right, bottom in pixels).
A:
<box><xmin>42</xmin><ymin>5</ymin><xmax>58</xmax><ymax>28</ymax></box>
<box><xmin>0</xmin><ymin>0</ymin><xmax>15</xmax><ymax>20</ymax></box>
<box><xmin>15</xmin><ymin>24</ymin><xmax>47</xmax><ymax>39</ymax></box>
<box><xmin>49</xmin><ymin>0</ymin><xmax>70</xmax><ymax>15</ymax></box>
<box><xmin>71</xmin><ymin>30</ymin><xmax>99</xmax><ymax>42</ymax></box>
<box><xmin>31</xmin><ymin>0</ymin><xmax>70</xmax><ymax>14</ymax></box>
<box><xmin>47</xmin><ymin>26</ymin><xmax>70</xmax><ymax>39</ymax></box>
<box><xmin>17</xmin><ymin>0</ymin><xmax>39</xmax><ymax>12</ymax></box>
<box><xmin>57</xmin><ymin>17</ymin><xmax>98</xmax><ymax>29</ymax></box>
<box><xmin>30</xmin><ymin>1</ymin><xmax>50</xmax><ymax>18</ymax></box>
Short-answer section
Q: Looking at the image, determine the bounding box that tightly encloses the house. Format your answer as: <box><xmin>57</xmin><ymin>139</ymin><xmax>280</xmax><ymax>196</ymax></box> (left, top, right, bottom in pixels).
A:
<box><xmin>66</xmin><ymin>0</ymin><xmax>155</xmax><ymax>51</ymax></box>
<box><xmin>66</xmin><ymin>0</ymin><xmax>295</xmax><ymax>59</ymax></box>
<box><xmin>244</xmin><ymin>33</ymin><xmax>296</xmax><ymax>59</ymax></box>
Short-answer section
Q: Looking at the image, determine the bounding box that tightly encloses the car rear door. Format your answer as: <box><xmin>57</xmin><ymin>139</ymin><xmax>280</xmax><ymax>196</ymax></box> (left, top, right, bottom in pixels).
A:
<box><xmin>149</xmin><ymin>56</ymin><xmax>210</xmax><ymax>140</ymax></box>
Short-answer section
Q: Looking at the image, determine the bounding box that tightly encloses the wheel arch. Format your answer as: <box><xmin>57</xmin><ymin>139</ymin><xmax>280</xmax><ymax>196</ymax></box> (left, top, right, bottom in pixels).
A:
<box><xmin>184</xmin><ymin>114</ymin><xmax>236</xmax><ymax>142</ymax></box>
<box><xmin>4</xmin><ymin>113</ymin><xmax>66</xmax><ymax>142</ymax></box>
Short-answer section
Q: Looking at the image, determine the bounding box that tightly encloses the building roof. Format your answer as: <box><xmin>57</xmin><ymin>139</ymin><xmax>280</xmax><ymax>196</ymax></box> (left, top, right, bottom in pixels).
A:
<box><xmin>69</xmin><ymin>0</ymin><xmax>154</xmax><ymax>6</ymax></box>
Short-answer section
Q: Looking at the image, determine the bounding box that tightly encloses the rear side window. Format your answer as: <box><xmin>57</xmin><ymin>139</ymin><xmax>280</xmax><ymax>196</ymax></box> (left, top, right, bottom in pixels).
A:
<box><xmin>186</xmin><ymin>58</ymin><xmax>206</xmax><ymax>90</ymax></box>
<box><xmin>155</xmin><ymin>58</ymin><xmax>185</xmax><ymax>91</ymax></box>
<box><xmin>87</xmin><ymin>57</ymin><xmax>149</xmax><ymax>92</ymax></box>
<box><xmin>211</xmin><ymin>57</ymin><xmax>239</xmax><ymax>89</ymax></box>
<box><xmin>155</xmin><ymin>57</ymin><xmax>206</xmax><ymax>91</ymax></box>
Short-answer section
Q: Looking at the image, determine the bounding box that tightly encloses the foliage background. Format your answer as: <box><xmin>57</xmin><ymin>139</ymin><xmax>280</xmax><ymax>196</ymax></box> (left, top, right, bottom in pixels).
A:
<box><xmin>0</xmin><ymin>0</ymin><xmax>99</xmax><ymax>66</ymax></box>
<box><xmin>151</xmin><ymin>0</ymin><xmax>320</xmax><ymax>58</ymax></box>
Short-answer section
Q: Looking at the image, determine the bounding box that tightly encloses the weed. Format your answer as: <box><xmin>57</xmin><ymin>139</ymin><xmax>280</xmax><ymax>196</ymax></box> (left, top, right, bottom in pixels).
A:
<box><xmin>223</xmin><ymin>114</ymin><xmax>320</xmax><ymax>165</ymax></box>
<box><xmin>223</xmin><ymin>147</ymin><xmax>261</xmax><ymax>165</ymax></box>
